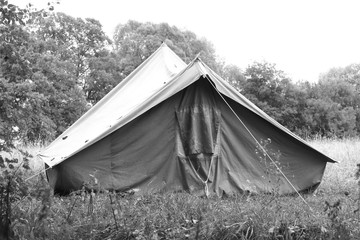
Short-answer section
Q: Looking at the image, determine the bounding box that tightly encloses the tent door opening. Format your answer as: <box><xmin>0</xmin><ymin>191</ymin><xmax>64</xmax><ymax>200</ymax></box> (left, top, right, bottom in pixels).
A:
<box><xmin>175</xmin><ymin>81</ymin><xmax>222</xmax><ymax>193</ymax></box>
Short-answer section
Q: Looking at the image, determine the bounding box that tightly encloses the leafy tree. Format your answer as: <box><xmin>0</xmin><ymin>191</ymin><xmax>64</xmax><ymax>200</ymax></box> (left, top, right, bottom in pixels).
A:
<box><xmin>0</xmin><ymin>3</ymin><xmax>58</xmax><ymax>239</ymax></box>
<box><xmin>302</xmin><ymin>97</ymin><xmax>357</xmax><ymax>137</ymax></box>
<box><xmin>320</xmin><ymin>64</ymin><xmax>360</xmax><ymax>92</ymax></box>
<box><xmin>1</xmin><ymin>0</ymin><xmax>32</xmax><ymax>25</ymax></box>
<box><xmin>311</xmin><ymin>64</ymin><xmax>360</xmax><ymax>137</ymax></box>
<box><xmin>0</xmin><ymin>24</ymin><xmax>79</xmax><ymax>144</ymax></box>
<box><xmin>222</xmin><ymin>64</ymin><xmax>246</xmax><ymax>92</ymax></box>
<box><xmin>1</xmin><ymin>7</ymin><xmax>98</xmax><ymax>147</ymax></box>
<box><xmin>318</xmin><ymin>71</ymin><xmax>359</xmax><ymax>108</ymax></box>
<box><xmin>1</xmin><ymin>0</ymin><xmax>58</xmax><ymax>149</ymax></box>
<box><xmin>113</xmin><ymin>20</ymin><xmax>222</xmax><ymax>78</ymax></box>
<box><xmin>33</xmin><ymin>12</ymin><xmax>119</xmax><ymax>105</ymax></box>
<box><xmin>242</xmin><ymin>61</ymin><xmax>299</xmax><ymax>127</ymax></box>
<box><xmin>277</xmin><ymin>80</ymin><xmax>309</xmax><ymax>133</ymax></box>
<box><xmin>243</xmin><ymin>61</ymin><xmax>285</xmax><ymax>108</ymax></box>
<box><xmin>1</xmin><ymin>0</ymin><xmax>57</xmax><ymax>26</ymax></box>
<box><xmin>85</xmin><ymin>50</ymin><xmax>121</xmax><ymax>104</ymax></box>
<box><xmin>26</xmin><ymin>12</ymin><xmax>113</xmax><ymax>137</ymax></box>
<box><xmin>0</xmin><ymin>17</ymin><xmax>47</xmax><ymax>149</ymax></box>
<box><xmin>34</xmin><ymin>12</ymin><xmax>111</xmax><ymax>88</ymax></box>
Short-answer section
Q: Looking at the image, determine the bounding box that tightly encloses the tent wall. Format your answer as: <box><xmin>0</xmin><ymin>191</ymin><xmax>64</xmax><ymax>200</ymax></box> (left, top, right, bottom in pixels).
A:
<box><xmin>48</xmin><ymin>78</ymin><xmax>327</xmax><ymax>195</ymax></box>
<box><xmin>219</xmin><ymin>95</ymin><xmax>326</xmax><ymax>194</ymax></box>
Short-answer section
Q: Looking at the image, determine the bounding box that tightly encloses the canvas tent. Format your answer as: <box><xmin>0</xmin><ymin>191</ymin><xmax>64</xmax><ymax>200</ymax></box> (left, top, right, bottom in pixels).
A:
<box><xmin>39</xmin><ymin>43</ymin><xmax>335</xmax><ymax>196</ymax></box>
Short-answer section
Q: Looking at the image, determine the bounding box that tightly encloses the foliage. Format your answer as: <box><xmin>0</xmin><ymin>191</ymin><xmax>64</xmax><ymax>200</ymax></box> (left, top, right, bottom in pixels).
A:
<box><xmin>242</xmin><ymin>61</ymin><xmax>304</xmax><ymax>133</ymax></box>
<box><xmin>0</xmin><ymin>1</ymin><xmax>54</xmax><ymax>150</ymax></box>
<box><xmin>0</xmin><ymin>149</ymin><xmax>32</xmax><ymax>239</ymax></box>
<box><xmin>0</xmin><ymin>0</ymin><xmax>57</xmax><ymax>26</ymax></box>
<box><xmin>255</xmin><ymin>138</ymin><xmax>286</xmax><ymax>194</ymax></box>
<box><xmin>316</xmin><ymin>65</ymin><xmax>360</xmax><ymax>136</ymax></box>
<box><xmin>34</xmin><ymin>12</ymin><xmax>112</xmax><ymax>99</ymax></box>
<box><xmin>222</xmin><ymin>64</ymin><xmax>246</xmax><ymax>92</ymax></box>
<box><xmin>6</xmin><ymin>183</ymin><xmax>360</xmax><ymax>240</ymax></box>
<box><xmin>85</xmin><ymin>50</ymin><xmax>121</xmax><ymax>104</ymax></box>
<box><xmin>238</xmin><ymin>61</ymin><xmax>360</xmax><ymax>138</ymax></box>
<box><xmin>113</xmin><ymin>20</ymin><xmax>222</xmax><ymax>76</ymax></box>
<box><xmin>0</xmin><ymin>6</ymin><xmax>104</xmax><ymax>147</ymax></box>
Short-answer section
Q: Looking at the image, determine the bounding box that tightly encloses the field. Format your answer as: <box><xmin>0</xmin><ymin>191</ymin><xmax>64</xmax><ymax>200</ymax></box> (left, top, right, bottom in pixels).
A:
<box><xmin>1</xmin><ymin>138</ymin><xmax>360</xmax><ymax>239</ymax></box>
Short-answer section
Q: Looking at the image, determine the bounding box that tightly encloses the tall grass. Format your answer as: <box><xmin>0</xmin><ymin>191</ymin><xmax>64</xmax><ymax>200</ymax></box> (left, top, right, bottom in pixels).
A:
<box><xmin>310</xmin><ymin>138</ymin><xmax>359</xmax><ymax>194</ymax></box>
<box><xmin>1</xmin><ymin>138</ymin><xmax>360</xmax><ymax>239</ymax></box>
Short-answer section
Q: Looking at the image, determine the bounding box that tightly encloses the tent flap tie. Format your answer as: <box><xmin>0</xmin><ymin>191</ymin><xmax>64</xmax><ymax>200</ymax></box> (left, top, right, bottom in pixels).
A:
<box><xmin>187</xmin><ymin>155</ymin><xmax>215</xmax><ymax>197</ymax></box>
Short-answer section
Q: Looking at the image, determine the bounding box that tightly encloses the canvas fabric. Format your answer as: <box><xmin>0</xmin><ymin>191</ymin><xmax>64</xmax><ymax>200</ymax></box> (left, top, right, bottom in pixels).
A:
<box><xmin>41</xmin><ymin>44</ymin><xmax>335</xmax><ymax>195</ymax></box>
<box><xmin>47</xmin><ymin>79</ymin><xmax>331</xmax><ymax>195</ymax></box>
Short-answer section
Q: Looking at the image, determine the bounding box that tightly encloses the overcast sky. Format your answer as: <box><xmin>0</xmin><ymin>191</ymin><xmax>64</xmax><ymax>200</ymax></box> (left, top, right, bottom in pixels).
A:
<box><xmin>11</xmin><ymin>0</ymin><xmax>360</xmax><ymax>82</ymax></box>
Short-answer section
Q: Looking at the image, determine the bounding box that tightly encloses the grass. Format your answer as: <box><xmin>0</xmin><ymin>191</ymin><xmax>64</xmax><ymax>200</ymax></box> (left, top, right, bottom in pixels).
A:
<box><xmin>1</xmin><ymin>138</ymin><xmax>360</xmax><ymax>239</ymax></box>
<box><xmin>310</xmin><ymin>138</ymin><xmax>359</xmax><ymax>194</ymax></box>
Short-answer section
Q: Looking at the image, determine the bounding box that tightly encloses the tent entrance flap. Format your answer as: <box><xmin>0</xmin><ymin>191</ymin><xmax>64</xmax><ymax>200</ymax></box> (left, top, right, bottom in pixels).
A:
<box><xmin>175</xmin><ymin>79</ymin><xmax>221</xmax><ymax>156</ymax></box>
<box><xmin>176</xmin><ymin>107</ymin><xmax>220</xmax><ymax>155</ymax></box>
<box><xmin>175</xmin><ymin>80</ymin><xmax>222</xmax><ymax>193</ymax></box>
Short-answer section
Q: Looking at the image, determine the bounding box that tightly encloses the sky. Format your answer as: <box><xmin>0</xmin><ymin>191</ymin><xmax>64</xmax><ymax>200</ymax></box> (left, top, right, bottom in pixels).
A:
<box><xmin>11</xmin><ymin>0</ymin><xmax>360</xmax><ymax>83</ymax></box>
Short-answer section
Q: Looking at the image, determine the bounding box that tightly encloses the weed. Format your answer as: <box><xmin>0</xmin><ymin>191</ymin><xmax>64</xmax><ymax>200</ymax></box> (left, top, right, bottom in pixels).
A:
<box><xmin>255</xmin><ymin>138</ymin><xmax>291</xmax><ymax>195</ymax></box>
<box><xmin>0</xmin><ymin>149</ymin><xmax>32</xmax><ymax>239</ymax></box>
<box><xmin>324</xmin><ymin>200</ymin><xmax>351</xmax><ymax>239</ymax></box>
<box><xmin>1</xmin><ymin>138</ymin><xmax>360</xmax><ymax>239</ymax></box>
<box><xmin>355</xmin><ymin>163</ymin><xmax>360</xmax><ymax>219</ymax></box>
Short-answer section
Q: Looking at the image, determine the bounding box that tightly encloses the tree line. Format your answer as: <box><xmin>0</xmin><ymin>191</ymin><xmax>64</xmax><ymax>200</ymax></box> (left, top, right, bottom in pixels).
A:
<box><xmin>1</xmin><ymin>2</ymin><xmax>360</xmax><ymax>151</ymax></box>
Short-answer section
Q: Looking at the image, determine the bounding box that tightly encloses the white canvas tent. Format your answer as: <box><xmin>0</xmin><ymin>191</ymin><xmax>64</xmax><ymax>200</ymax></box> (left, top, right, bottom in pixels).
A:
<box><xmin>39</xmin><ymin>43</ymin><xmax>335</xmax><ymax>195</ymax></box>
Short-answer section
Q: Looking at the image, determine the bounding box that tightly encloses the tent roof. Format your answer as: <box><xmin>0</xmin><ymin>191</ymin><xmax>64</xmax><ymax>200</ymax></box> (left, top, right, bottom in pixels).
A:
<box><xmin>40</xmin><ymin>43</ymin><xmax>186</xmax><ymax>167</ymax></box>
<box><xmin>39</xmin><ymin>44</ymin><xmax>335</xmax><ymax>167</ymax></box>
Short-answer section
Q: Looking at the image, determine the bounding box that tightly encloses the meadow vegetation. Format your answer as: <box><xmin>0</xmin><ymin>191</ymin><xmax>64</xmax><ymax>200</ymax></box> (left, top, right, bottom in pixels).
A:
<box><xmin>1</xmin><ymin>138</ymin><xmax>359</xmax><ymax>239</ymax></box>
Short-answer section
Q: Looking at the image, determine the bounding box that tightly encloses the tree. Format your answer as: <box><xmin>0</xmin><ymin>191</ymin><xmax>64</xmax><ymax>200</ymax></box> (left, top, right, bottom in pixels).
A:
<box><xmin>1</xmin><ymin>0</ymin><xmax>57</xmax><ymax>26</ymax></box>
<box><xmin>1</xmin><ymin>3</ymin><xmax>58</xmax><ymax>239</ymax></box>
<box><xmin>243</xmin><ymin>62</ymin><xmax>293</xmax><ymax>123</ymax></box>
<box><xmin>222</xmin><ymin>64</ymin><xmax>246</xmax><ymax>92</ymax></box>
<box><xmin>1</xmin><ymin>8</ymin><xmax>99</xmax><ymax>147</ymax></box>
<box><xmin>0</xmin><ymin>14</ymin><xmax>50</xmax><ymax>149</ymax></box>
<box><xmin>302</xmin><ymin>97</ymin><xmax>357</xmax><ymax>137</ymax></box>
<box><xmin>1</xmin><ymin>0</ymin><xmax>57</xmax><ymax>149</ymax></box>
<box><xmin>25</xmin><ymin>12</ymin><xmax>115</xmax><ymax>137</ymax></box>
<box><xmin>34</xmin><ymin>12</ymin><xmax>111</xmax><ymax>88</ymax></box>
<box><xmin>113</xmin><ymin>20</ymin><xmax>222</xmax><ymax>78</ymax></box>
<box><xmin>1</xmin><ymin>0</ymin><xmax>32</xmax><ymax>25</ymax></box>
<box><xmin>33</xmin><ymin>12</ymin><xmax>121</xmax><ymax>105</ymax></box>
<box><xmin>310</xmin><ymin>64</ymin><xmax>360</xmax><ymax>137</ymax></box>
<box><xmin>85</xmin><ymin>50</ymin><xmax>121</xmax><ymax>104</ymax></box>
